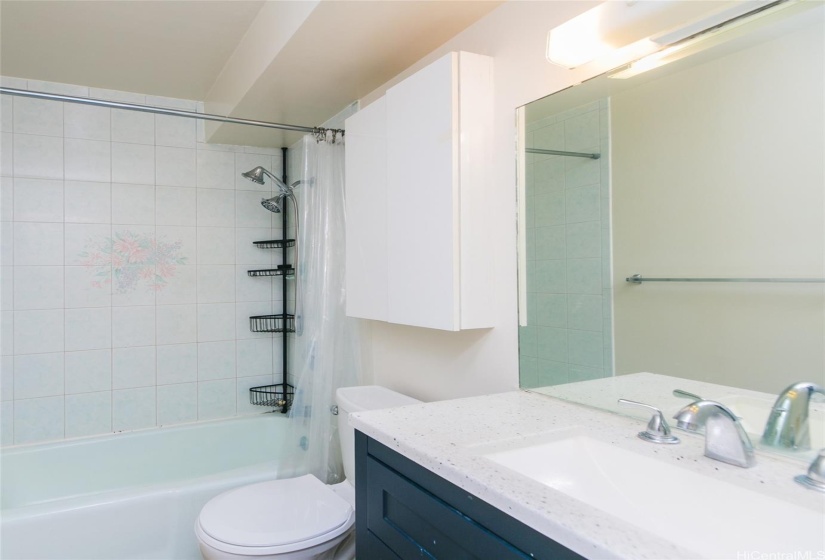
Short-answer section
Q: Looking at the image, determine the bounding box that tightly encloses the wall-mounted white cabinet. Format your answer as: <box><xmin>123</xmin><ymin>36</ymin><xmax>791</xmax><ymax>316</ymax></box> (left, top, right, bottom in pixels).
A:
<box><xmin>345</xmin><ymin>51</ymin><xmax>494</xmax><ymax>331</ymax></box>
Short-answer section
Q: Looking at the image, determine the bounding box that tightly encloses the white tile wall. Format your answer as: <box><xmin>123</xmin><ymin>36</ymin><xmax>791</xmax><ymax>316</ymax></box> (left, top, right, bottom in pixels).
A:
<box><xmin>64</xmin><ymin>138</ymin><xmax>111</xmax><ymax>182</ymax></box>
<box><xmin>112</xmin><ymin>110</ymin><xmax>154</xmax><ymax>144</ymax></box>
<box><xmin>112</xmin><ymin>143</ymin><xmax>154</xmax><ymax>184</ymax></box>
<box><xmin>157</xmin><ymin>382</ymin><xmax>197</xmax><ymax>425</ymax></box>
<box><xmin>65</xmin><ymin>349</ymin><xmax>111</xmax><ymax>394</ymax></box>
<box><xmin>112</xmin><ymin>183</ymin><xmax>155</xmax><ymax>224</ymax></box>
<box><xmin>13</xmin><ymin>178</ymin><xmax>64</xmax><ymax>222</ymax></box>
<box><xmin>65</xmin><ymin>391</ymin><xmax>111</xmax><ymax>438</ymax></box>
<box><xmin>112</xmin><ymin>346</ymin><xmax>156</xmax><ymax>389</ymax></box>
<box><xmin>14</xmin><ymin>222</ymin><xmax>63</xmax><ymax>265</ymax></box>
<box><xmin>1</xmin><ymin>178</ymin><xmax>12</xmax><ymax>221</ymax></box>
<box><xmin>64</xmin><ymin>104</ymin><xmax>110</xmax><ymax>141</ymax></box>
<box><xmin>156</xmin><ymin>186</ymin><xmax>196</xmax><ymax>226</ymax></box>
<box><xmin>14</xmin><ymin>134</ymin><xmax>63</xmax><ymax>179</ymax></box>
<box><xmin>65</xmin><ymin>180</ymin><xmax>111</xmax><ymax>223</ymax></box>
<box><xmin>156</xmin><ymin>343</ymin><xmax>197</xmax><ymax>385</ymax></box>
<box><xmin>112</xmin><ymin>387</ymin><xmax>155</xmax><ymax>431</ymax></box>
<box><xmin>0</xmin><ymin>77</ymin><xmax>286</xmax><ymax>446</ymax></box>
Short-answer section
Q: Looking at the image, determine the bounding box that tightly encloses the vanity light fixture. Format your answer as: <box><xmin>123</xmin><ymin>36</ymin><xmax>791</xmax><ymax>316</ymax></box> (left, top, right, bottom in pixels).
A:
<box><xmin>547</xmin><ymin>0</ymin><xmax>786</xmax><ymax>73</ymax></box>
<box><xmin>546</xmin><ymin>1</ymin><xmax>671</xmax><ymax>69</ymax></box>
<box><xmin>607</xmin><ymin>41</ymin><xmax>693</xmax><ymax>80</ymax></box>
<box><xmin>608</xmin><ymin>0</ymin><xmax>801</xmax><ymax>80</ymax></box>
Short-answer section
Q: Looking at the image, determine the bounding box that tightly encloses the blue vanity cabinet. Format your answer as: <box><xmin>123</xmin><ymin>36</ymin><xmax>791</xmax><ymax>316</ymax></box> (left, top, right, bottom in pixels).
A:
<box><xmin>355</xmin><ymin>431</ymin><xmax>585</xmax><ymax>560</ymax></box>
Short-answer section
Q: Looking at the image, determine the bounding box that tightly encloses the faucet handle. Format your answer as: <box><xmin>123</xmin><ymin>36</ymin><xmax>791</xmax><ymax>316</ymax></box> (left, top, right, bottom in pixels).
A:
<box><xmin>673</xmin><ymin>389</ymin><xmax>703</xmax><ymax>402</ymax></box>
<box><xmin>795</xmin><ymin>449</ymin><xmax>825</xmax><ymax>493</ymax></box>
<box><xmin>618</xmin><ymin>399</ymin><xmax>680</xmax><ymax>445</ymax></box>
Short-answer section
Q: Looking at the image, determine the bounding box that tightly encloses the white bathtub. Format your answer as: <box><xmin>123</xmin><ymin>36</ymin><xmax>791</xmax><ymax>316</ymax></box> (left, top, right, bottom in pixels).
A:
<box><xmin>1</xmin><ymin>414</ymin><xmax>297</xmax><ymax>560</ymax></box>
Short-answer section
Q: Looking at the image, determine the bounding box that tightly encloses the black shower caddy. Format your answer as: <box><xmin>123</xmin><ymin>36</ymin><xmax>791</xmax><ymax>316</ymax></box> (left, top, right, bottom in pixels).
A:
<box><xmin>248</xmin><ymin>147</ymin><xmax>295</xmax><ymax>414</ymax></box>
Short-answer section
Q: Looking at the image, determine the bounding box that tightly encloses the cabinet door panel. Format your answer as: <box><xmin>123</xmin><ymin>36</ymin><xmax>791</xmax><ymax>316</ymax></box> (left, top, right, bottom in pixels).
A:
<box><xmin>362</xmin><ymin>529</ymin><xmax>402</xmax><ymax>560</ymax></box>
<box><xmin>345</xmin><ymin>97</ymin><xmax>388</xmax><ymax>321</ymax></box>
<box><xmin>366</xmin><ymin>453</ymin><xmax>530</xmax><ymax>560</ymax></box>
<box><xmin>386</xmin><ymin>52</ymin><xmax>459</xmax><ymax>330</ymax></box>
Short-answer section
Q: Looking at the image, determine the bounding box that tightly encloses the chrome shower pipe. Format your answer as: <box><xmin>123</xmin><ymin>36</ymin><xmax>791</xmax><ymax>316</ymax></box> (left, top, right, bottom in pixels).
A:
<box><xmin>0</xmin><ymin>87</ymin><xmax>344</xmax><ymax>136</ymax></box>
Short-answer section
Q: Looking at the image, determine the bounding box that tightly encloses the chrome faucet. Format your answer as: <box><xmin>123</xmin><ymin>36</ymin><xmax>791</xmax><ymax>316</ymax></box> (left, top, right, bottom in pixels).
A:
<box><xmin>674</xmin><ymin>400</ymin><xmax>756</xmax><ymax>468</ymax></box>
<box><xmin>761</xmin><ymin>381</ymin><xmax>825</xmax><ymax>451</ymax></box>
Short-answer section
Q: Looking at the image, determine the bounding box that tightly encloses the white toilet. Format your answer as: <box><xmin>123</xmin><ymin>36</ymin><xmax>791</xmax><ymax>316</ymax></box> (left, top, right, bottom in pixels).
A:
<box><xmin>195</xmin><ymin>385</ymin><xmax>420</xmax><ymax>560</ymax></box>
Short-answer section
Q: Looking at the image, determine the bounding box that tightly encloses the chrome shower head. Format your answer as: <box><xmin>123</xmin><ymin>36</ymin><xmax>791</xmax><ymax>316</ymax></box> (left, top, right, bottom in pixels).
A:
<box><xmin>261</xmin><ymin>196</ymin><xmax>283</xmax><ymax>213</ymax></box>
<box><xmin>241</xmin><ymin>166</ymin><xmax>266</xmax><ymax>185</ymax></box>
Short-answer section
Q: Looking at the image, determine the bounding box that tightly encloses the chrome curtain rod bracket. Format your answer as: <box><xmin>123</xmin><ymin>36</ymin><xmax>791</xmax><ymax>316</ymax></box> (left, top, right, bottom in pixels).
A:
<box><xmin>627</xmin><ymin>274</ymin><xmax>825</xmax><ymax>284</ymax></box>
<box><xmin>526</xmin><ymin>147</ymin><xmax>600</xmax><ymax>160</ymax></box>
<box><xmin>0</xmin><ymin>87</ymin><xmax>345</xmax><ymax>137</ymax></box>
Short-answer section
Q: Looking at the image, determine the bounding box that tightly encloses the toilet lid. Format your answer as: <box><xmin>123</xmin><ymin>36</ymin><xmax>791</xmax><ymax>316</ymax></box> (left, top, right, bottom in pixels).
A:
<box><xmin>199</xmin><ymin>475</ymin><xmax>354</xmax><ymax>548</ymax></box>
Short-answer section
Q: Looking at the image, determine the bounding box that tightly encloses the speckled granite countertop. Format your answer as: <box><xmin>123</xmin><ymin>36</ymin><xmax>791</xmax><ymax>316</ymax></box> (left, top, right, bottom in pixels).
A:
<box><xmin>350</xmin><ymin>390</ymin><xmax>825</xmax><ymax>560</ymax></box>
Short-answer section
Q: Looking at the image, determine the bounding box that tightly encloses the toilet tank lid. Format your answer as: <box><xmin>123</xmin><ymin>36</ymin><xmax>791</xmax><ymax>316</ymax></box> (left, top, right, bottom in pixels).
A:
<box><xmin>336</xmin><ymin>385</ymin><xmax>421</xmax><ymax>413</ymax></box>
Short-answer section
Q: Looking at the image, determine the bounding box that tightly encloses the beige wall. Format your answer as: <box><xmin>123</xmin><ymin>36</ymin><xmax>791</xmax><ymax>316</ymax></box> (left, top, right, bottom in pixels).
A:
<box><xmin>354</xmin><ymin>1</ymin><xmax>598</xmax><ymax>401</ymax></box>
<box><xmin>611</xmin><ymin>17</ymin><xmax>825</xmax><ymax>392</ymax></box>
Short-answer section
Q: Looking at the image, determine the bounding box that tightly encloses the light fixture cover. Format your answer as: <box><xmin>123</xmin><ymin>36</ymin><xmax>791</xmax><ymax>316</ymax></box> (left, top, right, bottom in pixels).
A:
<box><xmin>546</xmin><ymin>1</ymin><xmax>764</xmax><ymax>70</ymax></box>
<box><xmin>547</xmin><ymin>1</ymin><xmax>675</xmax><ymax>69</ymax></box>
<box><xmin>607</xmin><ymin>0</ymin><xmax>802</xmax><ymax>80</ymax></box>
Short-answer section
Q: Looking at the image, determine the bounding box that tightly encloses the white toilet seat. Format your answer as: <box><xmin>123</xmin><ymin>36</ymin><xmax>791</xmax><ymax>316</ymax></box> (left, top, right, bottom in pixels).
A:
<box><xmin>196</xmin><ymin>475</ymin><xmax>355</xmax><ymax>556</ymax></box>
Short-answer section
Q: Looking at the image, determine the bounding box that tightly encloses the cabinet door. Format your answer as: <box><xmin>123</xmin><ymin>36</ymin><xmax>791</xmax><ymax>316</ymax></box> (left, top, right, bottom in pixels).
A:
<box><xmin>386</xmin><ymin>52</ymin><xmax>460</xmax><ymax>331</ymax></box>
<box><xmin>345</xmin><ymin>97</ymin><xmax>388</xmax><ymax>321</ymax></box>
<box><xmin>366</xmin><ymin>451</ymin><xmax>531</xmax><ymax>559</ymax></box>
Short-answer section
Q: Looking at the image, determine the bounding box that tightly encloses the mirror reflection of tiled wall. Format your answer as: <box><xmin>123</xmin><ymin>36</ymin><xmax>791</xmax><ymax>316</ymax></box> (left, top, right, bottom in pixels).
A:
<box><xmin>520</xmin><ymin>99</ymin><xmax>613</xmax><ymax>388</ymax></box>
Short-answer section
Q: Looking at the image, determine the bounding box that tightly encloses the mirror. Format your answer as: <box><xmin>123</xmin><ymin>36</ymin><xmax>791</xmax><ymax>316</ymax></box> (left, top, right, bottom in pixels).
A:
<box><xmin>517</xmin><ymin>2</ymin><xmax>825</xmax><ymax>461</ymax></box>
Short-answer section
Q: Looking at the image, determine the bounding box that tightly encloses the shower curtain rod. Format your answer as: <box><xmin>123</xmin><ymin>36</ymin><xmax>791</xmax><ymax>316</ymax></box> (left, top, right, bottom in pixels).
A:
<box><xmin>526</xmin><ymin>147</ymin><xmax>600</xmax><ymax>159</ymax></box>
<box><xmin>0</xmin><ymin>87</ymin><xmax>344</xmax><ymax>136</ymax></box>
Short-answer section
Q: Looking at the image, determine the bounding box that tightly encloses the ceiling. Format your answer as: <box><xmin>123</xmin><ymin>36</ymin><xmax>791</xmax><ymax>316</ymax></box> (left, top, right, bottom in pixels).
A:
<box><xmin>0</xmin><ymin>0</ymin><xmax>503</xmax><ymax>147</ymax></box>
<box><xmin>0</xmin><ymin>1</ymin><xmax>267</xmax><ymax>99</ymax></box>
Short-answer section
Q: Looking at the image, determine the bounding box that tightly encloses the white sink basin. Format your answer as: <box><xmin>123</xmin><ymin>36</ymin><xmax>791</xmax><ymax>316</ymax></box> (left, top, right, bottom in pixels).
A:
<box><xmin>483</xmin><ymin>433</ymin><xmax>825</xmax><ymax>559</ymax></box>
<box><xmin>715</xmin><ymin>394</ymin><xmax>825</xmax><ymax>449</ymax></box>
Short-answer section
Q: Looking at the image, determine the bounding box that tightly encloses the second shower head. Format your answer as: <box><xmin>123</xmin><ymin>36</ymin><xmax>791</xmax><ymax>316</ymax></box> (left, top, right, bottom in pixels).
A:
<box><xmin>261</xmin><ymin>195</ymin><xmax>284</xmax><ymax>213</ymax></box>
<box><xmin>260</xmin><ymin>181</ymin><xmax>301</xmax><ymax>213</ymax></box>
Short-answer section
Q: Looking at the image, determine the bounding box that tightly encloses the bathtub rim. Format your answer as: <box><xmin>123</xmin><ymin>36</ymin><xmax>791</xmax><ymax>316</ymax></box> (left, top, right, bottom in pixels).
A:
<box><xmin>1</xmin><ymin>410</ymin><xmax>280</xmax><ymax>453</ymax></box>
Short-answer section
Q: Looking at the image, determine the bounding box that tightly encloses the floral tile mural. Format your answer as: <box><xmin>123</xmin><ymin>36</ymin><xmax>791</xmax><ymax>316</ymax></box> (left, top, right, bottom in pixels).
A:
<box><xmin>79</xmin><ymin>231</ymin><xmax>188</xmax><ymax>293</ymax></box>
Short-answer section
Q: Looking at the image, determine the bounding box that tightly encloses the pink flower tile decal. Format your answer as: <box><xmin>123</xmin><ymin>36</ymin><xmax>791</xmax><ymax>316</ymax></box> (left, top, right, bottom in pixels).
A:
<box><xmin>79</xmin><ymin>231</ymin><xmax>188</xmax><ymax>293</ymax></box>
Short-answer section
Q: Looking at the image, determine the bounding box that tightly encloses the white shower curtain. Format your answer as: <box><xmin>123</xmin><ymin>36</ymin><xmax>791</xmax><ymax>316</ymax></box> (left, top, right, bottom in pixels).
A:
<box><xmin>284</xmin><ymin>132</ymin><xmax>361</xmax><ymax>484</ymax></box>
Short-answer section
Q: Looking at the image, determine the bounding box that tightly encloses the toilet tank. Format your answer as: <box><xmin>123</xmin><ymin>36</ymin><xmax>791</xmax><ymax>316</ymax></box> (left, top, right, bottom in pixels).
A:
<box><xmin>336</xmin><ymin>386</ymin><xmax>421</xmax><ymax>483</ymax></box>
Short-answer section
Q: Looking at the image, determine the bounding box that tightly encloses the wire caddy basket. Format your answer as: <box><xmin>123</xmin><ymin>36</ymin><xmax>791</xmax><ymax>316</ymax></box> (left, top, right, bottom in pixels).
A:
<box><xmin>249</xmin><ymin>314</ymin><xmax>295</xmax><ymax>333</ymax></box>
<box><xmin>253</xmin><ymin>239</ymin><xmax>295</xmax><ymax>249</ymax></box>
<box><xmin>249</xmin><ymin>383</ymin><xmax>294</xmax><ymax>413</ymax></box>
<box><xmin>247</xmin><ymin>265</ymin><xmax>294</xmax><ymax>277</ymax></box>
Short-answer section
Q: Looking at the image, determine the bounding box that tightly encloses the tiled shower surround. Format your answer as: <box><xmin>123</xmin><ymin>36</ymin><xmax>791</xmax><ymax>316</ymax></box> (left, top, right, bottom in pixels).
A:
<box><xmin>0</xmin><ymin>77</ymin><xmax>287</xmax><ymax>446</ymax></box>
<box><xmin>520</xmin><ymin>99</ymin><xmax>613</xmax><ymax>388</ymax></box>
